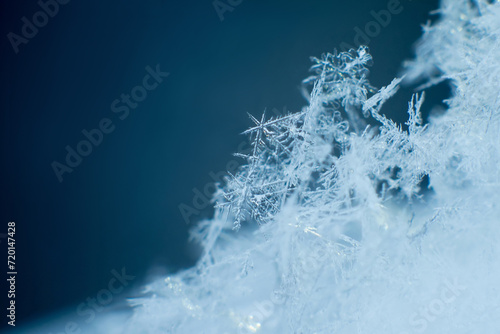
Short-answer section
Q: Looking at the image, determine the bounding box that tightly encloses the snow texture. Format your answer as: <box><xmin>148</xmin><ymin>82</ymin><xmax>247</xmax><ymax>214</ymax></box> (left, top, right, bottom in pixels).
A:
<box><xmin>118</xmin><ymin>0</ymin><xmax>500</xmax><ymax>332</ymax></box>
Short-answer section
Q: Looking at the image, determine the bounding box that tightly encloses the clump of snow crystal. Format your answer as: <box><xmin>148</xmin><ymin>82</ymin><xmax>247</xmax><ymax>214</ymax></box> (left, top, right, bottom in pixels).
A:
<box><xmin>123</xmin><ymin>1</ymin><xmax>500</xmax><ymax>333</ymax></box>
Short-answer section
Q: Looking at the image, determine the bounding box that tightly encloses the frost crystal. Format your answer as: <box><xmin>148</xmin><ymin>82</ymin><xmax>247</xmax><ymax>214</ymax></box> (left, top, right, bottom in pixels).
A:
<box><xmin>122</xmin><ymin>1</ymin><xmax>500</xmax><ymax>333</ymax></box>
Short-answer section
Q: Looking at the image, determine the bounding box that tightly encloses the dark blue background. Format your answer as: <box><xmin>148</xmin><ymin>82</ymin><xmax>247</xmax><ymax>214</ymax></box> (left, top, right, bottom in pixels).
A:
<box><xmin>1</xmin><ymin>0</ymin><xmax>446</xmax><ymax>330</ymax></box>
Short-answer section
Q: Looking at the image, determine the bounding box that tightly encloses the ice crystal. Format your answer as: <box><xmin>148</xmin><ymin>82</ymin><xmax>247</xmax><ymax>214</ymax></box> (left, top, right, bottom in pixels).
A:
<box><xmin>120</xmin><ymin>1</ymin><xmax>500</xmax><ymax>333</ymax></box>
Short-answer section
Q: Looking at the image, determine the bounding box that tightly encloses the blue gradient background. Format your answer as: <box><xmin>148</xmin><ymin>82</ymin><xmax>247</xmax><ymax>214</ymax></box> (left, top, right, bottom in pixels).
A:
<box><xmin>1</xmin><ymin>0</ymin><xmax>446</xmax><ymax>330</ymax></box>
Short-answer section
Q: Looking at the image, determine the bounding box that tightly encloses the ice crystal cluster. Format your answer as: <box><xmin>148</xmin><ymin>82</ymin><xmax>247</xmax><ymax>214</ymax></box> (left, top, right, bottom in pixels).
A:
<box><xmin>125</xmin><ymin>1</ymin><xmax>500</xmax><ymax>333</ymax></box>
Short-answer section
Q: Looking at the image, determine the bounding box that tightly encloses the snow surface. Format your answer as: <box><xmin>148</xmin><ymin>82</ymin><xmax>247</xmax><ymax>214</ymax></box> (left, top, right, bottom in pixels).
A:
<box><xmin>27</xmin><ymin>0</ymin><xmax>500</xmax><ymax>333</ymax></box>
